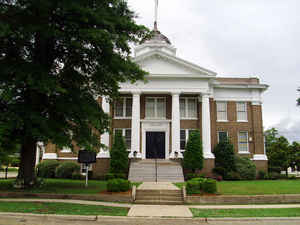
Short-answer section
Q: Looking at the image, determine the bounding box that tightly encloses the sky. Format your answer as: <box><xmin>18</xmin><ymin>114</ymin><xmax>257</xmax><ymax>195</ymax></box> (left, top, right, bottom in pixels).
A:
<box><xmin>127</xmin><ymin>0</ymin><xmax>300</xmax><ymax>142</ymax></box>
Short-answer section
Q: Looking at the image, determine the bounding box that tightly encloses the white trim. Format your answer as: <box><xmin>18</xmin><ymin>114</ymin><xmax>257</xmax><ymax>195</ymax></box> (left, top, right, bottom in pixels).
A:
<box><xmin>253</xmin><ymin>154</ymin><xmax>268</xmax><ymax>161</ymax></box>
<box><xmin>42</xmin><ymin>153</ymin><xmax>57</xmax><ymax>160</ymax></box>
<box><xmin>217</xmin><ymin>120</ymin><xmax>229</xmax><ymax>122</ymax></box>
<box><xmin>141</xmin><ymin>121</ymin><xmax>170</xmax><ymax>159</ymax></box>
<box><xmin>238</xmin><ymin>131</ymin><xmax>249</xmax><ymax>153</ymax></box>
<box><xmin>57</xmin><ymin>157</ymin><xmax>78</xmax><ymax>160</ymax></box>
<box><xmin>61</xmin><ymin>147</ymin><xmax>72</xmax><ymax>153</ymax></box>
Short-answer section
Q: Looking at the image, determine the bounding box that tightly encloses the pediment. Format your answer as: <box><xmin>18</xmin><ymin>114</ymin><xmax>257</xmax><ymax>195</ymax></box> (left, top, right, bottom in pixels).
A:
<box><xmin>134</xmin><ymin>50</ymin><xmax>217</xmax><ymax>78</ymax></box>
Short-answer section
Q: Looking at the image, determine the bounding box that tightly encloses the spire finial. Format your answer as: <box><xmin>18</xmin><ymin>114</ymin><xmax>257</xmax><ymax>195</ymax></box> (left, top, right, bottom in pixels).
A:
<box><xmin>154</xmin><ymin>0</ymin><xmax>158</xmax><ymax>30</ymax></box>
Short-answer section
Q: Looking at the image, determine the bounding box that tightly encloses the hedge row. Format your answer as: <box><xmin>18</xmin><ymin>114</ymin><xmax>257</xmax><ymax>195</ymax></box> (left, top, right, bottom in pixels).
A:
<box><xmin>186</xmin><ymin>178</ymin><xmax>217</xmax><ymax>194</ymax></box>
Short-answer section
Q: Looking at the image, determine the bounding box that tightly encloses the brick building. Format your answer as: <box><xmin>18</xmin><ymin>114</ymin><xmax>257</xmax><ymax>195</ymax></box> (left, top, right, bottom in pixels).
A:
<box><xmin>42</xmin><ymin>26</ymin><xmax>268</xmax><ymax>178</ymax></box>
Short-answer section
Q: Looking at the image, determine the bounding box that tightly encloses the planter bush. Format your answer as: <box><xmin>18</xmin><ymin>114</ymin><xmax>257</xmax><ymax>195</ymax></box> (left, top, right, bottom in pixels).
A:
<box><xmin>107</xmin><ymin>178</ymin><xmax>131</xmax><ymax>192</ymax></box>
<box><xmin>55</xmin><ymin>161</ymin><xmax>80</xmax><ymax>179</ymax></box>
<box><xmin>202</xmin><ymin>179</ymin><xmax>217</xmax><ymax>194</ymax></box>
<box><xmin>235</xmin><ymin>156</ymin><xmax>256</xmax><ymax>180</ymax></box>
<box><xmin>258</xmin><ymin>170</ymin><xmax>267</xmax><ymax>180</ymax></box>
<box><xmin>71</xmin><ymin>172</ymin><xmax>84</xmax><ymax>180</ymax></box>
<box><xmin>37</xmin><ymin>160</ymin><xmax>60</xmax><ymax>178</ymax></box>
<box><xmin>105</xmin><ymin>173</ymin><xmax>127</xmax><ymax>180</ymax></box>
<box><xmin>225</xmin><ymin>171</ymin><xmax>241</xmax><ymax>180</ymax></box>
<box><xmin>186</xmin><ymin>180</ymin><xmax>201</xmax><ymax>194</ymax></box>
<box><xmin>110</xmin><ymin>132</ymin><xmax>128</xmax><ymax>174</ymax></box>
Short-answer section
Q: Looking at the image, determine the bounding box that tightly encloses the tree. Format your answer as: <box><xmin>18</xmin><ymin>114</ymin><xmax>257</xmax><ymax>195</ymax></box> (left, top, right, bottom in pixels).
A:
<box><xmin>109</xmin><ymin>132</ymin><xmax>128</xmax><ymax>174</ymax></box>
<box><xmin>183</xmin><ymin>130</ymin><xmax>203</xmax><ymax>173</ymax></box>
<box><xmin>0</xmin><ymin>0</ymin><xmax>148</xmax><ymax>187</ymax></box>
<box><xmin>213</xmin><ymin>138</ymin><xmax>236</xmax><ymax>178</ymax></box>
<box><xmin>297</xmin><ymin>87</ymin><xmax>300</xmax><ymax>106</ymax></box>
<box><xmin>264</xmin><ymin>128</ymin><xmax>279</xmax><ymax>152</ymax></box>
<box><xmin>289</xmin><ymin>141</ymin><xmax>300</xmax><ymax>171</ymax></box>
<box><xmin>267</xmin><ymin>136</ymin><xmax>290</xmax><ymax>175</ymax></box>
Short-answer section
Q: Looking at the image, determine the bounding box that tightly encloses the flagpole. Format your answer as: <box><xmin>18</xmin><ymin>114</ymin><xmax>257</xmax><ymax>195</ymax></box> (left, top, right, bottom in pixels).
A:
<box><xmin>154</xmin><ymin>0</ymin><xmax>158</xmax><ymax>30</ymax></box>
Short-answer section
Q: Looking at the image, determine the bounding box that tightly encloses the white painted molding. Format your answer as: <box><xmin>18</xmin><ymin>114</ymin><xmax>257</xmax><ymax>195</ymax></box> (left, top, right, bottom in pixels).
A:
<box><xmin>251</xmin><ymin>101</ymin><xmax>262</xmax><ymax>105</ymax></box>
<box><xmin>204</xmin><ymin>152</ymin><xmax>215</xmax><ymax>159</ymax></box>
<box><xmin>57</xmin><ymin>157</ymin><xmax>78</xmax><ymax>160</ymax></box>
<box><xmin>253</xmin><ymin>154</ymin><xmax>268</xmax><ymax>161</ymax></box>
<box><xmin>96</xmin><ymin>151</ymin><xmax>110</xmax><ymax>158</ymax></box>
<box><xmin>42</xmin><ymin>153</ymin><xmax>58</xmax><ymax>160</ymax></box>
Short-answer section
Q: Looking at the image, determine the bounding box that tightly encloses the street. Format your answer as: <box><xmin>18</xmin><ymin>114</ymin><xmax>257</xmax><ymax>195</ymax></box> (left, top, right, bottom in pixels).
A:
<box><xmin>1</xmin><ymin>214</ymin><xmax>300</xmax><ymax>225</ymax></box>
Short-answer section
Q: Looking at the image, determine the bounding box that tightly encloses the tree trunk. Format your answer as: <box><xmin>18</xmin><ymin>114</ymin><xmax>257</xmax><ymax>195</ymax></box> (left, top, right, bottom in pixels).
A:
<box><xmin>17</xmin><ymin>138</ymin><xmax>37</xmax><ymax>188</ymax></box>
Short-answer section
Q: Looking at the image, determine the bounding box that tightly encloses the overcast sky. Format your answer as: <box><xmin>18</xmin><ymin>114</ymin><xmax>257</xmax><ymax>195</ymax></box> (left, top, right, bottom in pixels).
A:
<box><xmin>127</xmin><ymin>0</ymin><xmax>300</xmax><ymax>142</ymax></box>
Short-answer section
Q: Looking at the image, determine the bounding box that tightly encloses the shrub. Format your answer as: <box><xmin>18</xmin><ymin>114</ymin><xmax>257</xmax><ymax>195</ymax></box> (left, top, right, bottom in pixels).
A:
<box><xmin>186</xmin><ymin>180</ymin><xmax>201</xmax><ymax>194</ymax></box>
<box><xmin>72</xmin><ymin>172</ymin><xmax>84</xmax><ymax>180</ymax></box>
<box><xmin>213</xmin><ymin>139</ymin><xmax>236</xmax><ymax>179</ymax></box>
<box><xmin>212</xmin><ymin>167</ymin><xmax>226</xmax><ymax>177</ymax></box>
<box><xmin>183</xmin><ymin>130</ymin><xmax>203</xmax><ymax>173</ymax></box>
<box><xmin>258</xmin><ymin>170</ymin><xmax>266</xmax><ymax>180</ymax></box>
<box><xmin>235</xmin><ymin>156</ymin><xmax>256</xmax><ymax>180</ymax></box>
<box><xmin>105</xmin><ymin>173</ymin><xmax>115</xmax><ymax>180</ymax></box>
<box><xmin>37</xmin><ymin>160</ymin><xmax>60</xmax><ymax>178</ymax></box>
<box><xmin>268</xmin><ymin>172</ymin><xmax>281</xmax><ymax>180</ymax></box>
<box><xmin>203</xmin><ymin>179</ymin><xmax>217</xmax><ymax>194</ymax></box>
<box><xmin>107</xmin><ymin>178</ymin><xmax>131</xmax><ymax>192</ymax></box>
<box><xmin>186</xmin><ymin>173</ymin><xmax>205</xmax><ymax>181</ymax></box>
<box><xmin>289</xmin><ymin>175</ymin><xmax>297</xmax><ymax>180</ymax></box>
<box><xmin>105</xmin><ymin>172</ymin><xmax>127</xmax><ymax>180</ymax></box>
<box><xmin>110</xmin><ymin>132</ymin><xmax>128</xmax><ymax>174</ymax></box>
<box><xmin>10</xmin><ymin>157</ymin><xmax>20</xmax><ymax>167</ymax></box>
<box><xmin>225</xmin><ymin>171</ymin><xmax>241</xmax><ymax>180</ymax></box>
<box><xmin>55</xmin><ymin>161</ymin><xmax>80</xmax><ymax>179</ymax></box>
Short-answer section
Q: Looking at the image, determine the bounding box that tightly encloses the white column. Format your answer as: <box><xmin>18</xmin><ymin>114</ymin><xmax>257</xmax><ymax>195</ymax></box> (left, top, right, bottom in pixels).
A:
<box><xmin>202</xmin><ymin>93</ymin><xmax>214</xmax><ymax>159</ymax></box>
<box><xmin>98</xmin><ymin>96</ymin><xmax>110</xmax><ymax>158</ymax></box>
<box><xmin>170</xmin><ymin>92</ymin><xmax>183</xmax><ymax>158</ymax></box>
<box><xmin>129</xmin><ymin>92</ymin><xmax>142</xmax><ymax>158</ymax></box>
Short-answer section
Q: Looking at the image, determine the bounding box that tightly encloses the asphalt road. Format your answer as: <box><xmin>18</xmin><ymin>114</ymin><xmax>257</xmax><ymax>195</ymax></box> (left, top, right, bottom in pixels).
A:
<box><xmin>1</xmin><ymin>215</ymin><xmax>300</xmax><ymax>225</ymax></box>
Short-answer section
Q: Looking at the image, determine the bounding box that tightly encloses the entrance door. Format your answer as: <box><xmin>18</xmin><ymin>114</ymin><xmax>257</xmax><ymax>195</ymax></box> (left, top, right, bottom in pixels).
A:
<box><xmin>146</xmin><ymin>132</ymin><xmax>165</xmax><ymax>159</ymax></box>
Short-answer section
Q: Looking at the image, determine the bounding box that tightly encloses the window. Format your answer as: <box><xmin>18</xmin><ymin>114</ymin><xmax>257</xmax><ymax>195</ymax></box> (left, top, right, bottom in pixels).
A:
<box><xmin>237</xmin><ymin>102</ymin><xmax>247</xmax><ymax>121</ymax></box>
<box><xmin>81</xmin><ymin>164</ymin><xmax>92</xmax><ymax>174</ymax></box>
<box><xmin>216</xmin><ymin>102</ymin><xmax>227</xmax><ymax>121</ymax></box>
<box><xmin>180</xmin><ymin>98</ymin><xmax>197</xmax><ymax>119</ymax></box>
<box><xmin>145</xmin><ymin>97</ymin><xmax>166</xmax><ymax>118</ymax></box>
<box><xmin>180</xmin><ymin>129</ymin><xmax>197</xmax><ymax>150</ymax></box>
<box><xmin>114</xmin><ymin>128</ymin><xmax>131</xmax><ymax>149</ymax></box>
<box><xmin>217</xmin><ymin>131</ymin><xmax>228</xmax><ymax>143</ymax></box>
<box><xmin>114</xmin><ymin>97</ymin><xmax>132</xmax><ymax>118</ymax></box>
<box><xmin>238</xmin><ymin>131</ymin><xmax>249</xmax><ymax>153</ymax></box>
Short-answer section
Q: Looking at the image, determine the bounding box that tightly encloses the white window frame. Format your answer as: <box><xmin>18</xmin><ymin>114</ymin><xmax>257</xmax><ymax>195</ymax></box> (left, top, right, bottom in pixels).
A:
<box><xmin>145</xmin><ymin>97</ymin><xmax>166</xmax><ymax>119</ymax></box>
<box><xmin>180</xmin><ymin>97</ymin><xmax>198</xmax><ymax>120</ymax></box>
<box><xmin>180</xmin><ymin>129</ymin><xmax>197</xmax><ymax>151</ymax></box>
<box><xmin>217</xmin><ymin>131</ymin><xmax>228</xmax><ymax>143</ymax></box>
<box><xmin>114</xmin><ymin>97</ymin><xmax>132</xmax><ymax>119</ymax></box>
<box><xmin>236</xmin><ymin>102</ymin><xmax>248</xmax><ymax>122</ymax></box>
<box><xmin>238</xmin><ymin>131</ymin><xmax>250</xmax><ymax>153</ymax></box>
<box><xmin>216</xmin><ymin>101</ymin><xmax>228</xmax><ymax>122</ymax></box>
<box><xmin>114</xmin><ymin>128</ymin><xmax>131</xmax><ymax>151</ymax></box>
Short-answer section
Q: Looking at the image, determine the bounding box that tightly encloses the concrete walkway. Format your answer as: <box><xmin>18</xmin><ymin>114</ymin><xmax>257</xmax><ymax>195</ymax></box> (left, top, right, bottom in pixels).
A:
<box><xmin>128</xmin><ymin>205</ymin><xmax>193</xmax><ymax>217</ymax></box>
<box><xmin>138</xmin><ymin>182</ymin><xmax>180</xmax><ymax>190</ymax></box>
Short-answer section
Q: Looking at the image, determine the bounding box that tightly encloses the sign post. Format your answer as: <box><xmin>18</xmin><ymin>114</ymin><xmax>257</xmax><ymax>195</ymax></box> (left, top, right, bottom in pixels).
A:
<box><xmin>78</xmin><ymin>150</ymin><xmax>96</xmax><ymax>188</ymax></box>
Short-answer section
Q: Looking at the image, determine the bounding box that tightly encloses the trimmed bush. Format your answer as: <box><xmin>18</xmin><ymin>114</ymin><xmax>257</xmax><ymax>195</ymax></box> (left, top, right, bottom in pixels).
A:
<box><xmin>225</xmin><ymin>171</ymin><xmax>241</xmax><ymax>180</ymax></box>
<box><xmin>186</xmin><ymin>180</ymin><xmax>201</xmax><ymax>194</ymax></box>
<box><xmin>183</xmin><ymin>130</ymin><xmax>203</xmax><ymax>173</ymax></box>
<box><xmin>110</xmin><ymin>132</ymin><xmax>128</xmax><ymax>174</ymax></box>
<box><xmin>212</xmin><ymin>167</ymin><xmax>226</xmax><ymax>177</ymax></box>
<box><xmin>213</xmin><ymin>139</ymin><xmax>236</xmax><ymax>179</ymax></box>
<box><xmin>55</xmin><ymin>161</ymin><xmax>80</xmax><ymax>179</ymax></box>
<box><xmin>107</xmin><ymin>178</ymin><xmax>131</xmax><ymax>192</ymax></box>
<box><xmin>105</xmin><ymin>172</ymin><xmax>127</xmax><ymax>180</ymax></box>
<box><xmin>105</xmin><ymin>173</ymin><xmax>115</xmax><ymax>180</ymax></box>
<box><xmin>72</xmin><ymin>172</ymin><xmax>84</xmax><ymax>180</ymax></box>
<box><xmin>235</xmin><ymin>156</ymin><xmax>256</xmax><ymax>180</ymax></box>
<box><xmin>202</xmin><ymin>179</ymin><xmax>217</xmax><ymax>194</ymax></box>
<box><xmin>37</xmin><ymin>160</ymin><xmax>60</xmax><ymax>178</ymax></box>
<box><xmin>258</xmin><ymin>170</ymin><xmax>266</xmax><ymax>180</ymax></box>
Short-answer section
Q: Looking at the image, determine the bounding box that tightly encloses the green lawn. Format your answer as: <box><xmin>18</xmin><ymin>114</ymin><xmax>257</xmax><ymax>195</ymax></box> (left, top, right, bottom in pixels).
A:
<box><xmin>0</xmin><ymin>201</ymin><xmax>128</xmax><ymax>216</ymax></box>
<box><xmin>191</xmin><ymin>208</ymin><xmax>300</xmax><ymax>217</ymax></box>
<box><xmin>0</xmin><ymin>179</ymin><xmax>107</xmax><ymax>195</ymax></box>
<box><xmin>175</xmin><ymin>180</ymin><xmax>300</xmax><ymax>195</ymax></box>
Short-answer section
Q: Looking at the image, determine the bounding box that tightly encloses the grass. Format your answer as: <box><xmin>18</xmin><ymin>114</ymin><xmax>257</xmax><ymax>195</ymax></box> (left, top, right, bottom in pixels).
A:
<box><xmin>0</xmin><ymin>201</ymin><xmax>128</xmax><ymax>216</ymax></box>
<box><xmin>0</xmin><ymin>178</ymin><xmax>141</xmax><ymax>195</ymax></box>
<box><xmin>191</xmin><ymin>208</ymin><xmax>300</xmax><ymax>218</ymax></box>
<box><xmin>0</xmin><ymin>179</ymin><xmax>107</xmax><ymax>195</ymax></box>
<box><xmin>175</xmin><ymin>180</ymin><xmax>300</xmax><ymax>195</ymax></box>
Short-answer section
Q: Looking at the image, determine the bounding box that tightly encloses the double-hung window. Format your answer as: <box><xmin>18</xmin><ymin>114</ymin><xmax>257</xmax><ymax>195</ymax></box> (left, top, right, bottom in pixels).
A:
<box><xmin>180</xmin><ymin>98</ymin><xmax>197</xmax><ymax>119</ymax></box>
<box><xmin>145</xmin><ymin>97</ymin><xmax>166</xmax><ymax>119</ymax></box>
<box><xmin>114</xmin><ymin>129</ymin><xmax>131</xmax><ymax>150</ymax></box>
<box><xmin>217</xmin><ymin>131</ymin><xmax>228</xmax><ymax>143</ymax></box>
<box><xmin>238</xmin><ymin>131</ymin><xmax>249</xmax><ymax>153</ymax></box>
<box><xmin>114</xmin><ymin>97</ymin><xmax>132</xmax><ymax>118</ymax></box>
<box><xmin>237</xmin><ymin>102</ymin><xmax>247</xmax><ymax>122</ymax></box>
<box><xmin>180</xmin><ymin>129</ymin><xmax>197</xmax><ymax>150</ymax></box>
<box><xmin>216</xmin><ymin>102</ymin><xmax>227</xmax><ymax>121</ymax></box>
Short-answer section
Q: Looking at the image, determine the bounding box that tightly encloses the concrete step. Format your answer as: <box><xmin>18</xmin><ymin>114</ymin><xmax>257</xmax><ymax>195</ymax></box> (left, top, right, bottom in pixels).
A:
<box><xmin>134</xmin><ymin>200</ymin><xmax>184</xmax><ymax>205</ymax></box>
